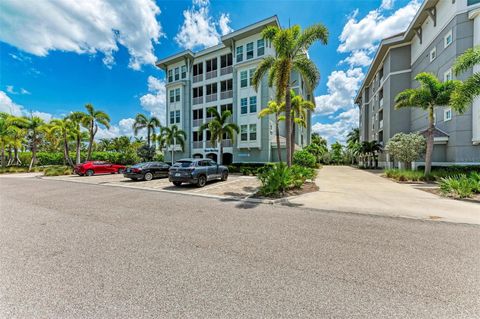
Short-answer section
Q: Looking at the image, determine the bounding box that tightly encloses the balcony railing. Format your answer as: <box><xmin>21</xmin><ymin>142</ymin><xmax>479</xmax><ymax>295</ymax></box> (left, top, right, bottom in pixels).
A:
<box><xmin>192</xmin><ymin>119</ymin><xmax>203</xmax><ymax>127</ymax></box>
<box><xmin>205</xmin><ymin>141</ymin><xmax>215</xmax><ymax>148</ymax></box>
<box><xmin>379</xmin><ymin>98</ymin><xmax>384</xmax><ymax>108</ymax></box>
<box><xmin>220</xmin><ymin>66</ymin><xmax>233</xmax><ymax>76</ymax></box>
<box><xmin>193</xmin><ymin>96</ymin><xmax>203</xmax><ymax>105</ymax></box>
<box><xmin>193</xmin><ymin>141</ymin><xmax>203</xmax><ymax>149</ymax></box>
<box><xmin>220</xmin><ymin>90</ymin><xmax>233</xmax><ymax>99</ymax></box>
<box><xmin>221</xmin><ymin>139</ymin><xmax>232</xmax><ymax>147</ymax></box>
<box><xmin>206</xmin><ymin>94</ymin><xmax>217</xmax><ymax>103</ymax></box>
<box><xmin>206</xmin><ymin>70</ymin><xmax>217</xmax><ymax>80</ymax></box>
<box><xmin>193</xmin><ymin>74</ymin><xmax>203</xmax><ymax>83</ymax></box>
<box><xmin>205</xmin><ymin>117</ymin><xmax>214</xmax><ymax>124</ymax></box>
<box><xmin>379</xmin><ymin>119</ymin><xmax>383</xmax><ymax>129</ymax></box>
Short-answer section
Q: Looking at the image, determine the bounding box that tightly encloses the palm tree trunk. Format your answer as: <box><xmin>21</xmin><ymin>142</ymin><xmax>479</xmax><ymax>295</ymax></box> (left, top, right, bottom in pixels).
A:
<box><xmin>285</xmin><ymin>85</ymin><xmax>292</xmax><ymax>167</ymax></box>
<box><xmin>275</xmin><ymin>119</ymin><xmax>282</xmax><ymax>162</ymax></box>
<box><xmin>29</xmin><ymin>140</ymin><xmax>36</xmax><ymax>172</ymax></box>
<box><xmin>171</xmin><ymin>137</ymin><xmax>176</xmax><ymax>165</ymax></box>
<box><xmin>7</xmin><ymin>147</ymin><xmax>13</xmax><ymax>166</ymax></box>
<box><xmin>219</xmin><ymin>141</ymin><xmax>223</xmax><ymax>165</ymax></box>
<box><xmin>1</xmin><ymin>143</ymin><xmax>5</xmax><ymax>168</ymax></box>
<box><xmin>424</xmin><ymin>107</ymin><xmax>435</xmax><ymax>175</ymax></box>
<box><xmin>63</xmin><ymin>133</ymin><xmax>74</xmax><ymax>167</ymax></box>
<box><xmin>290</xmin><ymin>118</ymin><xmax>296</xmax><ymax>160</ymax></box>
<box><xmin>76</xmin><ymin>134</ymin><xmax>81</xmax><ymax>164</ymax></box>
<box><xmin>147</xmin><ymin>129</ymin><xmax>151</xmax><ymax>149</ymax></box>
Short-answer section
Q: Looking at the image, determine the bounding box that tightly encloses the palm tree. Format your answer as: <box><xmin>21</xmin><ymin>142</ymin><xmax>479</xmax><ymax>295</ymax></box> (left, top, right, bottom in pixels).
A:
<box><xmin>67</xmin><ymin>111</ymin><xmax>87</xmax><ymax>165</ymax></box>
<box><xmin>132</xmin><ymin>113</ymin><xmax>161</xmax><ymax>148</ymax></box>
<box><xmin>290</xmin><ymin>90</ymin><xmax>315</xmax><ymax>150</ymax></box>
<box><xmin>360</xmin><ymin>140</ymin><xmax>383</xmax><ymax>169</ymax></box>
<box><xmin>258</xmin><ymin>100</ymin><xmax>285</xmax><ymax>162</ymax></box>
<box><xmin>346</xmin><ymin>128</ymin><xmax>360</xmax><ymax>164</ymax></box>
<box><xmin>395</xmin><ymin>72</ymin><xmax>460</xmax><ymax>175</ymax></box>
<box><xmin>161</xmin><ymin>125</ymin><xmax>186</xmax><ymax>165</ymax></box>
<box><xmin>10</xmin><ymin>116</ymin><xmax>46</xmax><ymax>171</ymax></box>
<box><xmin>50</xmin><ymin>118</ymin><xmax>75</xmax><ymax>167</ymax></box>
<box><xmin>81</xmin><ymin>104</ymin><xmax>110</xmax><ymax>161</ymax></box>
<box><xmin>199</xmin><ymin>108</ymin><xmax>239</xmax><ymax>165</ymax></box>
<box><xmin>4</xmin><ymin>117</ymin><xmax>26</xmax><ymax>166</ymax></box>
<box><xmin>252</xmin><ymin>23</ymin><xmax>328</xmax><ymax>166</ymax></box>
<box><xmin>0</xmin><ymin>113</ymin><xmax>9</xmax><ymax>167</ymax></box>
<box><xmin>451</xmin><ymin>46</ymin><xmax>480</xmax><ymax>112</ymax></box>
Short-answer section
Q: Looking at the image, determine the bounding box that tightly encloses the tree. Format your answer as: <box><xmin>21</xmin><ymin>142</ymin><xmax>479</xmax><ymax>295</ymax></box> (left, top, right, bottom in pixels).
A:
<box><xmin>311</xmin><ymin>133</ymin><xmax>328</xmax><ymax>151</ymax></box>
<box><xmin>258</xmin><ymin>100</ymin><xmax>284</xmax><ymax>162</ymax></box>
<box><xmin>133</xmin><ymin>113</ymin><xmax>161</xmax><ymax>148</ymax></box>
<box><xmin>199</xmin><ymin>108</ymin><xmax>239</xmax><ymax>165</ymax></box>
<box><xmin>290</xmin><ymin>90</ymin><xmax>315</xmax><ymax>150</ymax></box>
<box><xmin>0</xmin><ymin>113</ymin><xmax>9</xmax><ymax>167</ymax></box>
<box><xmin>385</xmin><ymin>133</ymin><xmax>426</xmax><ymax>169</ymax></box>
<box><xmin>81</xmin><ymin>104</ymin><xmax>110</xmax><ymax>161</ymax></box>
<box><xmin>395</xmin><ymin>73</ymin><xmax>460</xmax><ymax>175</ymax></box>
<box><xmin>50</xmin><ymin>118</ymin><xmax>75</xmax><ymax>167</ymax></box>
<box><xmin>346</xmin><ymin>128</ymin><xmax>360</xmax><ymax>164</ymax></box>
<box><xmin>330</xmin><ymin>142</ymin><xmax>344</xmax><ymax>164</ymax></box>
<box><xmin>252</xmin><ymin>23</ymin><xmax>328</xmax><ymax>166</ymax></box>
<box><xmin>67</xmin><ymin>111</ymin><xmax>87</xmax><ymax>165</ymax></box>
<box><xmin>4</xmin><ymin>116</ymin><xmax>26</xmax><ymax>166</ymax></box>
<box><xmin>10</xmin><ymin>116</ymin><xmax>46</xmax><ymax>171</ymax></box>
<box><xmin>360</xmin><ymin>140</ymin><xmax>383</xmax><ymax>169</ymax></box>
<box><xmin>161</xmin><ymin>125</ymin><xmax>186</xmax><ymax>165</ymax></box>
<box><xmin>451</xmin><ymin>46</ymin><xmax>480</xmax><ymax>112</ymax></box>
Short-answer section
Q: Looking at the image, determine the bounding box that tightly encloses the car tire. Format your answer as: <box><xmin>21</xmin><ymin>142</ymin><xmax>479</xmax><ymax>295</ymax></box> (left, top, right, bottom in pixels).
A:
<box><xmin>173</xmin><ymin>181</ymin><xmax>182</xmax><ymax>186</ymax></box>
<box><xmin>117</xmin><ymin>168</ymin><xmax>125</xmax><ymax>174</ymax></box>
<box><xmin>78</xmin><ymin>173</ymin><xmax>84</xmax><ymax>176</ymax></box>
<box><xmin>221</xmin><ymin>171</ymin><xmax>228</xmax><ymax>181</ymax></box>
<box><xmin>144</xmin><ymin>172</ymin><xmax>153</xmax><ymax>181</ymax></box>
<box><xmin>86</xmin><ymin>169</ymin><xmax>94</xmax><ymax>177</ymax></box>
<box><xmin>197</xmin><ymin>175</ymin><xmax>207</xmax><ymax>187</ymax></box>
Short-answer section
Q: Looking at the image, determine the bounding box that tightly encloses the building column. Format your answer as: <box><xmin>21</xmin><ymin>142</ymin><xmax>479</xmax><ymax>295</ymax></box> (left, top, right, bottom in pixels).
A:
<box><xmin>469</xmin><ymin>8</ymin><xmax>480</xmax><ymax>144</ymax></box>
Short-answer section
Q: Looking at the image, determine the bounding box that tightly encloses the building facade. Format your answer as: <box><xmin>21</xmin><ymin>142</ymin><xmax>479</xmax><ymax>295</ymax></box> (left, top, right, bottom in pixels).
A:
<box><xmin>156</xmin><ymin>16</ymin><xmax>312</xmax><ymax>164</ymax></box>
<box><xmin>355</xmin><ymin>0</ymin><xmax>480</xmax><ymax>168</ymax></box>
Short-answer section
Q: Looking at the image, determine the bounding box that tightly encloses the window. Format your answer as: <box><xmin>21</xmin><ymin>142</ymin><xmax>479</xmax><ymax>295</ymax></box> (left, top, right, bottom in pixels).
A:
<box><xmin>181</xmin><ymin>65</ymin><xmax>187</xmax><ymax>79</ymax></box>
<box><xmin>175</xmin><ymin>88</ymin><xmax>181</xmax><ymax>102</ymax></box>
<box><xmin>168</xmin><ymin>70</ymin><xmax>173</xmax><ymax>82</ymax></box>
<box><xmin>206</xmin><ymin>58</ymin><xmax>217</xmax><ymax>72</ymax></box>
<box><xmin>193</xmin><ymin>109</ymin><xmax>203</xmax><ymax>120</ymax></box>
<box><xmin>257</xmin><ymin>39</ymin><xmax>265</xmax><ymax>56</ymax></box>
<box><xmin>240</xmin><ymin>125</ymin><xmax>248</xmax><ymax>141</ymax></box>
<box><xmin>169</xmin><ymin>90</ymin><xmax>174</xmax><ymax>103</ymax></box>
<box><xmin>236</xmin><ymin>46</ymin><xmax>243</xmax><ymax>62</ymax></box>
<box><xmin>193</xmin><ymin>63</ymin><xmax>203</xmax><ymax>76</ymax></box>
<box><xmin>169</xmin><ymin>111</ymin><xmax>175</xmax><ymax>124</ymax></box>
<box><xmin>193</xmin><ymin>131</ymin><xmax>203</xmax><ymax>142</ymax></box>
<box><xmin>221</xmin><ymin>79</ymin><xmax>233</xmax><ymax>92</ymax></box>
<box><xmin>241</xmin><ymin>98</ymin><xmax>248</xmax><ymax>114</ymax></box>
<box><xmin>444</xmin><ymin>30</ymin><xmax>452</xmax><ymax>48</ymax></box>
<box><xmin>206</xmin><ymin>83</ymin><xmax>217</xmax><ymax>95</ymax></box>
<box><xmin>249</xmin><ymin>96</ymin><xmax>257</xmax><ymax>113</ymax></box>
<box><xmin>220</xmin><ymin>53</ymin><xmax>232</xmax><ymax>68</ymax></box>
<box><xmin>444</xmin><ymin>108</ymin><xmax>452</xmax><ymax>121</ymax></box>
<box><xmin>221</xmin><ymin>103</ymin><xmax>233</xmax><ymax>115</ymax></box>
<box><xmin>249</xmin><ymin>68</ymin><xmax>255</xmax><ymax>86</ymax></box>
<box><xmin>193</xmin><ymin>86</ymin><xmax>203</xmax><ymax>97</ymax></box>
<box><xmin>444</xmin><ymin>68</ymin><xmax>452</xmax><ymax>82</ymax></box>
<box><xmin>175</xmin><ymin>110</ymin><xmax>180</xmax><ymax>123</ymax></box>
<box><xmin>246</xmin><ymin>42</ymin><xmax>254</xmax><ymax>59</ymax></box>
<box><xmin>240</xmin><ymin>71</ymin><xmax>248</xmax><ymax>88</ymax></box>
<box><xmin>174</xmin><ymin>67</ymin><xmax>179</xmax><ymax>81</ymax></box>
<box><xmin>249</xmin><ymin>124</ymin><xmax>257</xmax><ymax>140</ymax></box>
<box><xmin>429</xmin><ymin>47</ymin><xmax>436</xmax><ymax>62</ymax></box>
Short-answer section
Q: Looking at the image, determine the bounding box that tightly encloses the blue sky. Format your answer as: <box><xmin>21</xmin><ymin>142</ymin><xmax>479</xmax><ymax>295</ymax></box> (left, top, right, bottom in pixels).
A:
<box><xmin>0</xmin><ymin>0</ymin><xmax>420</xmax><ymax>143</ymax></box>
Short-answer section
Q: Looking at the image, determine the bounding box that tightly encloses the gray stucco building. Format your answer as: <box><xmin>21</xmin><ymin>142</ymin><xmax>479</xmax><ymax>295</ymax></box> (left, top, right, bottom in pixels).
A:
<box><xmin>355</xmin><ymin>0</ymin><xmax>480</xmax><ymax>167</ymax></box>
<box><xmin>156</xmin><ymin>16</ymin><xmax>312</xmax><ymax>164</ymax></box>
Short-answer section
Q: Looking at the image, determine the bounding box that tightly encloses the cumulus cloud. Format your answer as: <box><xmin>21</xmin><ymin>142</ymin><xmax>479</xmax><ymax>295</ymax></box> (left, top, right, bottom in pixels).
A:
<box><xmin>340</xmin><ymin>50</ymin><xmax>373</xmax><ymax>67</ymax></box>
<box><xmin>32</xmin><ymin>111</ymin><xmax>53</xmax><ymax>122</ymax></box>
<box><xmin>95</xmin><ymin>118</ymin><xmax>136</xmax><ymax>140</ymax></box>
<box><xmin>139</xmin><ymin>76</ymin><xmax>166</xmax><ymax>125</ymax></box>
<box><xmin>0</xmin><ymin>91</ymin><xmax>53</xmax><ymax>122</ymax></box>
<box><xmin>380</xmin><ymin>0</ymin><xmax>395</xmax><ymax>10</ymax></box>
<box><xmin>175</xmin><ymin>0</ymin><xmax>233</xmax><ymax>50</ymax></box>
<box><xmin>0</xmin><ymin>0</ymin><xmax>163</xmax><ymax>70</ymax></box>
<box><xmin>312</xmin><ymin>108</ymin><xmax>359</xmax><ymax>145</ymax></box>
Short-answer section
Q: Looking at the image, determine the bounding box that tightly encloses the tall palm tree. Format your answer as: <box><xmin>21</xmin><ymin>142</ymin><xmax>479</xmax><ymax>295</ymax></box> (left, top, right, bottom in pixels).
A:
<box><xmin>132</xmin><ymin>113</ymin><xmax>161</xmax><ymax>148</ymax></box>
<box><xmin>395</xmin><ymin>73</ymin><xmax>460</xmax><ymax>175</ymax></box>
<box><xmin>258</xmin><ymin>100</ymin><xmax>285</xmax><ymax>162</ymax></box>
<box><xmin>199</xmin><ymin>108</ymin><xmax>239</xmax><ymax>165</ymax></box>
<box><xmin>290</xmin><ymin>90</ymin><xmax>315</xmax><ymax>150</ymax></box>
<box><xmin>346</xmin><ymin>128</ymin><xmax>360</xmax><ymax>164</ymax></box>
<box><xmin>50</xmin><ymin>118</ymin><xmax>75</xmax><ymax>167</ymax></box>
<box><xmin>81</xmin><ymin>104</ymin><xmax>110</xmax><ymax>161</ymax></box>
<box><xmin>0</xmin><ymin>113</ymin><xmax>9</xmax><ymax>167</ymax></box>
<box><xmin>252</xmin><ymin>23</ymin><xmax>328</xmax><ymax>166</ymax></box>
<box><xmin>161</xmin><ymin>125</ymin><xmax>186</xmax><ymax>165</ymax></box>
<box><xmin>360</xmin><ymin>140</ymin><xmax>383</xmax><ymax>169</ymax></box>
<box><xmin>11</xmin><ymin>116</ymin><xmax>46</xmax><ymax>171</ymax></box>
<box><xmin>67</xmin><ymin>111</ymin><xmax>87</xmax><ymax>165</ymax></box>
<box><xmin>451</xmin><ymin>46</ymin><xmax>480</xmax><ymax>112</ymax></box>
<box><xmin>4</xmin><ymin>117</ymin><xmax>26</xmax><ymax>166</ymax></box>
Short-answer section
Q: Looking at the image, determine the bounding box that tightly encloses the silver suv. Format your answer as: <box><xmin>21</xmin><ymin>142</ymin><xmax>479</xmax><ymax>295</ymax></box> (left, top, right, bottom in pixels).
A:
<box><xmin>168</xmin><ymin>158</ymin><xmax>229</xmax><ymax>187</ymax></box>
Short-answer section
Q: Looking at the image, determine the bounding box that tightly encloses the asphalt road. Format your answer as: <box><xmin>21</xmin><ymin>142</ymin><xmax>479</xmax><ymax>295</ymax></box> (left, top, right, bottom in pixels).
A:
<box><xmin>1</xmin><ymin>176</ymin><xmax>479</xmax><ymax>318</ymax></box>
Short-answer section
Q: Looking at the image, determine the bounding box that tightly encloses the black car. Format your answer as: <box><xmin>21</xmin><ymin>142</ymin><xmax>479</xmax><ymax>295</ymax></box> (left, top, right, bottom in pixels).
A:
<box><xmin>124</xmin><ymin>162</ymin><xmax>170</xmax><ymax>181</ymax></box>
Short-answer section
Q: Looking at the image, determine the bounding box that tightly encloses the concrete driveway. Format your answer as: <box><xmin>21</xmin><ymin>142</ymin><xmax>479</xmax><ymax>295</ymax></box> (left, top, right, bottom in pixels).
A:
<box><xmin>289</xmin><ymin>166</ymin><xmax>480</xmax><ymax>225</ymax></box>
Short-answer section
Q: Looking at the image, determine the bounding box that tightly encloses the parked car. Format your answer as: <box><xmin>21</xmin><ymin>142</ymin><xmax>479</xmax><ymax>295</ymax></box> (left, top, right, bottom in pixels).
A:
<box><xmin>74</xmin><ymin>161</ymin><xmax>126</xmax><ymax>176</ymax></box>
<box><xmin>169</xmin><ymin>158</ymin><xmax>228</xmax><ymax>187</ymax></box>
<box><xmin>123</xmin><ymin>162</ymin><xmax>170</xmax><ymax>181</ymax></box>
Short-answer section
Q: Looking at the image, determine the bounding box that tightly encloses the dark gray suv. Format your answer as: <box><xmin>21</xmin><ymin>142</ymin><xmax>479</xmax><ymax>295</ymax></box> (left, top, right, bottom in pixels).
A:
<box><xmin>169</xmin><ymin>158</ymin><xmax>228</xmax><ymax>187</ymax></box>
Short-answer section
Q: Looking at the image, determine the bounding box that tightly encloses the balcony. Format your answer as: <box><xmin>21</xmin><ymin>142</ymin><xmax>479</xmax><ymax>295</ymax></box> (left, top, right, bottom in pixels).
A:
<box><xmin>193</xmin><ymin>141</ymin><xmax>203</xmax><ymax>149</ymax></box>
<box><xmin>205</xmin><ymin>141</ymin><xmax>215</xmax><ymax>148</ymax></box>
<box><xmin>220</xmin><ymin>66</ymin><xmax>233</xmax><ymax>76</ymax></box>
<box><xmin>205</xmin><ymin>117</ymin><xmax>214</xmax><ymax>124</ymax></box>
<box><xmin>220</xmin><ymin>90</ymin><xmax>233</xmax><ymax>99</ymax></box>
<box><xmin>379</xmin><ymin>98</ymin><xmax>384</xmax><ymax>108</ymax></box>
<box><xmin>221</xmin><ymin>139</ymin><xmax>232</xmax><ymax>147</ymax></box>
<box><xmin>193</xmin><ymin>74</ymin><xmax>203</xmax><ymax>83</ymax></box>
<box><xmin>192</xmin><ymin>119</ymin><xmax>203</xmax><ymax>127</ymax></box>
<box><xmin>206</xmin><ymin>70</ymin><xmax>217</xmax><ymax>80</ymax></box>
<box><xmin>206</xmin><ymin>93</ymin><xmax>217</xmax><ymax>103</ymax></box>
<box><xmin>193</xmin><ymin>96</ymin><xmax>203</xmax><ymax>105</ymax></box>
<box><xmin>379</xmin><ymin>119</ymin><xmax>383</xmax><ymax>129</ymax></box>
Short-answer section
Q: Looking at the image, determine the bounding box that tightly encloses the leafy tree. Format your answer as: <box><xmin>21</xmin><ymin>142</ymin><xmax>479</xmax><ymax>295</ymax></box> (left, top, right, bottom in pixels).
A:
<box><xmin>258</xmin><ymin>100</ymin><xmax>284</xmax><ymax>162</ymax></box>
<box><xmin>346</xmin><ymin>128</ymin><xmax>360</xmax><ymax>164</ymax></box>
<box><xmin>330</xmin><ymin>142</ymin><xmax>344</xmax><ymax>164</ymax></box>
<box><xmin>80</xmin><ymin>104</ymin><xmax>110</xmax><ymax>161</ymax></box>
<box><xmin>451</xmin><ymin>46</ymin><xmax>480</xmax><ymax>112</ymax></box>
<box><xmin>0</xmin><ymin>113</ymin><xmax>8</xmax><ymax>167</ymax></box>
<box><xmin>10</xmin><ymin>116</ymin><xmax>46</xmax><ymax>171</ymax></box>
<box><xmin>161</xmin><ymin>125</ymin><xmax>186</xmax><ymax>165</ymax></box>
<box><xmin>133</xmin><ymin>113</ymin><xmax>161</xmax><ymax>148</ymax></box>
<box><xmin>67</xmin><ymin>111</ymin><xmax>88</xmax><ymax>165</ymax></box>
<box><xmin>360</xmin><ymin>140</ymin><xmax>383</xmax><ymax>169</ymax></box>
<box><xmin>395</xmin><ymin>73</ymin><xmax>460</xmax><ymax>175</ymax></box>
<box><xmin>199</xmin><ymin>108</ymin><xmax>239</xmax><ymax>165</ymax></box>
<box><xmin>290</xmin><ymin>90</ymin><xmax>315</xmax><ymax>150</ymax></box>
<box><xmin>50</xmin><ymin>118</ymin><xmax>75</xmax><ymax>167</ymax></box>
<box><xmin>385</xmin><ymin>132</ymin><xmax>426</xmax><ymax>169</ymax></box>
<box><xmin>252</xmin><ymin>23</ymin><xmax>328</xmax><ymax>166</ymax></box>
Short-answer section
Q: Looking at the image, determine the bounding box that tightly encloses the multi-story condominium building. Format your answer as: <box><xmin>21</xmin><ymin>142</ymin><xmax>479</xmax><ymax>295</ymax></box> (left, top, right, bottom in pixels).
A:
<box><xmin>355</xmin><ymin>0</ymin><xmax>480</xmax><ymax>168</ymax></box>
<box><xmin>156</xmin><ymin>16</ymin><xmax>312</xmax><ymax>164</ymax></box>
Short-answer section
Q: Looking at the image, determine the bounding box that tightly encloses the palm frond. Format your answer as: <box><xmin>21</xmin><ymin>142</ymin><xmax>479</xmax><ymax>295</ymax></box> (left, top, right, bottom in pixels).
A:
<box><xmin>252</xmin><ymin>56</ymin><xmax>275</xmax><ymax>91</ymax></box>
<box><xmin>294</xmin><ymin>23</ymin><xmax>329</xmax><ymax>55</ymax></box>
<box><xmin>453</xmin><ymin>46</ymin><xmax>480</xmax><ymax>75</ymax></box>
<box><xmin>293</xmin><ymin>55</ymin><xmax>320</xmax><ymax>90</ymax></box>
<box><xmin>450</xmin><ymin>73</ymin><xmax>480</xmax><ymax>113</ymax></box>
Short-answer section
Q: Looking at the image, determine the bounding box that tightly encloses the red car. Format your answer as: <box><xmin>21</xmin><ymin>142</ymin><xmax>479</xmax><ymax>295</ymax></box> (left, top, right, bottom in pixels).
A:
<box><xmin>74</xmin><ymin>161</ymin><xmax>126</xmax><ymax>176</ymax></box>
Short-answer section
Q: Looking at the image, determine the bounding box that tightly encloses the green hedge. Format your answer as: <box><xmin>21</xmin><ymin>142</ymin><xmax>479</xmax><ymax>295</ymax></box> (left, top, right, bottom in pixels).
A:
<box><xmin>14</xmin><ymin>151</ymin><xmax>141</xmax><ymax>167</ymax></box>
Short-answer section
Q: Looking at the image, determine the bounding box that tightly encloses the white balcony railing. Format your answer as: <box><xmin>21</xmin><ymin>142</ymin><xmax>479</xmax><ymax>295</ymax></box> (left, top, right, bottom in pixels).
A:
<box><xmin>206</xmin><ymin>94</ymin><xmax>217</xmax><ymax>102</ymax></box>
<box><xmin>220</xmin><ymin>90</ymin><xmax>233</xmax><ymax>99</ymax></box>
<box><xmin>193</xmin><ymin>74</ymin><xmax>203</xmax><ymax>83</ymax></box>
<box><xmin>205</xmin><ymin>141</ymin><xmax>214</xmax><ymax>148</ymax></box>
<box><xmin>379</xmin><ymin>98</ymin><xmax>384</xmax><ymax>108</ymax></box>
<box><xmin>205</xmin><ymin>117</ymin><xmax>214</xmax><ymax>124</ymax></box>
<box><xmin>193</xmin><ymin>96</ymin><xmax>203</xmax><ymax>105</ymax></box>
<box><xmin>221</xmin><ymin>139</ymin><xmax>232</xmax><ymax>147</ymax></box>
<box><xmin>193</xmin><ymin>141</ymin><xmax>203</xmax><ymax>149</ymax></box>
<box><xmin>379</xmin><ymin>119</ymin><xmax>383</xmax><ymax>129</ymax></box>
<box><xmin>220</xmin><ymin>66</ymin><xmax>233</xmax><ymax>76</ymax></box>
<box><xmin>192</xmin><ymin>119</ymin><xmax>203</xmax><ymax>127</ymax></box>
<box><xmin>206</xmin><ymin>70</ymin><xmax>217</xmax><ymax>80</ymax></box>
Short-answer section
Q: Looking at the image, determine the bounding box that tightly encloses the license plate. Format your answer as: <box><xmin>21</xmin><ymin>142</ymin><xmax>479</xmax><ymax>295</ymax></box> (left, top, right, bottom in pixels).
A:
<box><xmin>175</xmin><ymin>173</ymin><xmax>181</xmax><ymax>177</ymax></box>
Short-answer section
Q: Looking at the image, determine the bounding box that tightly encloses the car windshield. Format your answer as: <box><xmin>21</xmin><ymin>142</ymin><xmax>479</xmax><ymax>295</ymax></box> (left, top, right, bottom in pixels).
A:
<box><xmin>173</xmin><ymin>161</ymin><xmax>194</xmax><ymax>168</ymax></box>
<box><xmin>131</xmin><ymin>163</ymin><xmax>148</xmax><ymax>168</ymax></box>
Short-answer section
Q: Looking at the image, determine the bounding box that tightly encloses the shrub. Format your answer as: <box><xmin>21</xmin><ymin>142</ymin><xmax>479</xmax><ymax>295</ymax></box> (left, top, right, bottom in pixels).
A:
<box><xmin>43</xmin><ymin>166</ymin><xmax>73</xmax><ymax>176</ymax></box>
<box><xmin>257</xmin><ymin>163</ymin><xmax>316</xmax><ymax>197</ymax></box>
<box><xmin>439</xmin><ymin>175</ymin><xmax>476</xmax><ymax>198</ymax></box>
<box><xmin>384</xmin><ymin>169</ymin><xmax>428</xmax><ymax>182</ymax></box>
<box><xmin>290</xmin><ymin>165</ymin><xmax>317</xmax><ymax>188</ymax></box>
<box><xmin>293</xmin><ymin>150</ymin><xmax>316</xmax><ymax>168</ymax></box>
<box><xmin>385</xmin><ymin>133</ymin><xmax>426</xmax><ymax>167</ymax></box>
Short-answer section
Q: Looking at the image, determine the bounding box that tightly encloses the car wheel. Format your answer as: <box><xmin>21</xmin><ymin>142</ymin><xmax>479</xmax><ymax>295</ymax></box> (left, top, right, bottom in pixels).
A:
<box><xmin>144</xmin><ymin>172</ymin><xmax>153</xmax><ymax>181</ymax></box>
<box><xmin>117</xmin><ymin>168</ymin><xmax>125</xmax><ymax>174</ymax></box>
<box><xmin>173</xmin><ymin>181</ymin><xmax>182</xmax><ymax>186</ymax></box>
<box><xmin>197</xmin><ymin>175</ymin><xmax>207</xmax><ymax>187</ymax></box>
<box><xmin>78</xmin><ymin>173</ymin><xmax>84</xmax><ymax>176</ymax></box>
<box><xmin>86</xmin><ymin>169</ymin><xmax>94</xmax><ymax>177</ymax></box>
<box><xmin>221</xmin><ymin>171</ymin><xmax>228</xmax><ymax>181</ymax></box>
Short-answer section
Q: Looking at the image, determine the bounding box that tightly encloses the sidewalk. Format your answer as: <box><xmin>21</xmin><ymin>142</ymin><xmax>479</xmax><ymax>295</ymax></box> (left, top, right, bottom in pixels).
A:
<box><xmin>288</xmin><ymin>166</ymin><xmax>480</xmax><ymax>225</ymax></box>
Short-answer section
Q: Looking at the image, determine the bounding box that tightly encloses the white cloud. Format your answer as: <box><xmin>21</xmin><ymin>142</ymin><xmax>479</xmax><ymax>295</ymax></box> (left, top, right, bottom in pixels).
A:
<box><xmin>175</xmin><ymin>0</ymin><xmax>233</xmax><ymax>50</ymax></box>
<box><xmin>20</xmin><ymin>88</ymin><xmax>31</xmax><ymax>95</ymax></box>
<box><xmin>340</xmin><ymin>50</ymin><xmax>372</xmax><ymax>67</ymax></box>
<box><xmin>139</xmin><ymin>76</ymin><xmax>166</xmax><ymax>125</ymax></box>
<box><xmin>32</xmin><ymin>111</ymin><xmax>53</xmax><ymax>122</ymax></box>
<box><xmin>380</xmin><ymin>0</ymin><xmax>395</xmax><ymax>10</ymax></box>
<box><xmin>0</xmin><ymin>0</ymin><xmax>163</xmax><ymax>70</ymax></box>
<box><xmin>95</xmin><ymin>118</ymin><xmax>136</xmax><ymax>140</ymax></box>
<box><xmin>5</xmin><ymin>85</ymin><xmax>30</xmax><ymax>95</ymax></box>
<box><xmin>312</xmin><ymin>108</ymin><xmax>359</xmax><ymax>145</ymax></box>
<box><xmin>0</xmin><ymin>91</ymin><xmax>24</xmax><ymax>116</ymax></box>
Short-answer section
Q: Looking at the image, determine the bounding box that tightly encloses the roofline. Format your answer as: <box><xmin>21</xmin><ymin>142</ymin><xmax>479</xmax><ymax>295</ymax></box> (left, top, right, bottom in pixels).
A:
<box><xmin>221</xmin><ymin>15</ymin><xmax>280</xmax><ymax>42</ymax></box>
